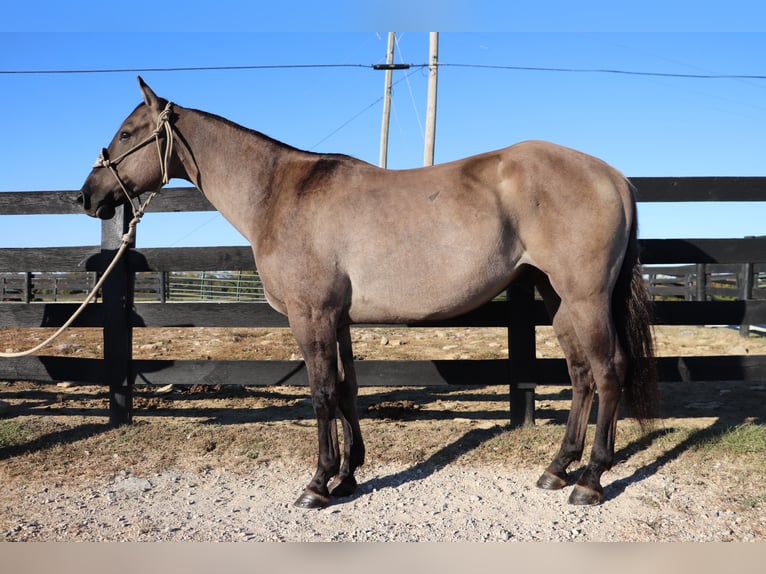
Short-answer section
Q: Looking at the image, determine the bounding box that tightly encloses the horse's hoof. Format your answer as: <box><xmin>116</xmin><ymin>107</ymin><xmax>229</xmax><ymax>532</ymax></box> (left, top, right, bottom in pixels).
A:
<box><xmin>568</xmin><ymin>485</ymin><xmax>602</xmax><ymax>505</ymax></box>
<box><xmin>293</xmin><ymin>489</ymin><xmax>330</xmax><ymax>509</ymax></box>
<box><xmin>536</xmin><ymin>470</ymin><xmax>568</xmax><ymax>491</ymax></box>
<box><xmin>329</xmin><ymin>475</ymin><xmax>358</xmax><ymax>498</ymax></box>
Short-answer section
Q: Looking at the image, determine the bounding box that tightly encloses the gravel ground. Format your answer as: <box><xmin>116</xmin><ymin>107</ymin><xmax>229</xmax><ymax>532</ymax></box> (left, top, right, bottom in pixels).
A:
<box><xmin>2</xmin><ymin>325</ymin><xmax>765</xmax><ymax>543</ymax></box>
<box><xmin>4</xmin><ymin>452</ymin><xmax>765</xmax><ymax>542</ymax></box>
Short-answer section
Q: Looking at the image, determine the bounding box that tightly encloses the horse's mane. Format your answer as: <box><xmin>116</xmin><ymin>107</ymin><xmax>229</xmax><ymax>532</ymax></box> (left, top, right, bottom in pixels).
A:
<box><xmin>189</xmin><ymin>107</ymin><xmax>354</xmax><ymax>163</ymax></box>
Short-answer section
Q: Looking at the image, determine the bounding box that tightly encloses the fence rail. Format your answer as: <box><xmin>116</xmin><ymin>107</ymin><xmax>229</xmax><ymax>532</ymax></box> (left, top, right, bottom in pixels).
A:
<box><xmin>5</xmin><ymin>264</ymin><xmax>766</xmax><ymax>305</ymax></box>
<box><xmin>2</xmin><ymin>177</ymin><xmax>766</xmax><ymax>426</ymax></box>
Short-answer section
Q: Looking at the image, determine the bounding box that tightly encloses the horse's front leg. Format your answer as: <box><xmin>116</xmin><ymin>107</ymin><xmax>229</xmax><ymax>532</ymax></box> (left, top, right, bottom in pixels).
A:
<box><xmin>329</xmin><ymin>325</ymin><xmax>365</xmax><ymax>498</ymax></box>
<box><xmin>290</xmin><ymin>312</ymin><xmax>342</xmax><ymax>509</ymax></box>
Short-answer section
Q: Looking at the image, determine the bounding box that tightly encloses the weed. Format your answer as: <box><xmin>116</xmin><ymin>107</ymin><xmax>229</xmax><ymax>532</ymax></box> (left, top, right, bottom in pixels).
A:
<box><xmin>0</xmin><ymin>419</ymin><xmax>28</xmax><ymax>448</ymax></box>
<box><xmin>694</xmin><ymin>423</ymin><xmax>766</xmax><ymax>456</ymax></box>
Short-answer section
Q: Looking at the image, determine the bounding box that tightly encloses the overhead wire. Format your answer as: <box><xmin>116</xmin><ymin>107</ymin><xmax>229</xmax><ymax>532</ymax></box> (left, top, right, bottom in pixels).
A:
<box><xmin>0</xmin><ymin>63</ymin><xmax>371</xmax><ymax>75</ymax></box>
<box><xmin>2</xmin><ymin>62</ymin><xmax>765</xmax><ymax>79</ymax></box>
<box><xmin>438</xmin><ymin>62</ymin><xmax>766</xmax><ymax>80</ymax></box>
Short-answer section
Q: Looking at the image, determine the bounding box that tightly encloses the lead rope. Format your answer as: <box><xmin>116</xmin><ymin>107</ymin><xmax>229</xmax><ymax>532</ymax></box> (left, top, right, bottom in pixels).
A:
<box><xmin>0</xmin><ymin>103</ymin><xmax>174</xmax><ymax>359</ymax></box>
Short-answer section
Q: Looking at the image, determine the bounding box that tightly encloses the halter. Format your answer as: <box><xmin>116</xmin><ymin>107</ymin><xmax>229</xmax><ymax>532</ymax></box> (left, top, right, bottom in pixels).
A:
<box><xmin>92</xmin><ymin>100</ymin><xmax>175</xmax><ymax>228</ymax></box>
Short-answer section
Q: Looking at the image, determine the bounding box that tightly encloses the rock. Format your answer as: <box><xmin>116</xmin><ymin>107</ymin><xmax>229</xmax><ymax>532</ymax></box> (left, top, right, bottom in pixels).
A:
<box><xmin>0</xmin><ymin>399</ymin><xmax>10</xmax><ymax>416</ymax></box>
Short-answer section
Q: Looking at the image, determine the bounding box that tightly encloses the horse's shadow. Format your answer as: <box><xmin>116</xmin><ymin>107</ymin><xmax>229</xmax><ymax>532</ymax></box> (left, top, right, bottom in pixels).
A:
<box><xmin>339</xmin><ymin>424</ymin><xmax>507</xmax><ymax>503</ymax></box>
<box><xmin>331</xmin><ymin>413</ymin><xmax>762</xmax><ymax>506</ymax></box>
<box><xmin>601</xmin><ymin>418</ymin><xmax>757</xmax><ymax>503</ymax></box>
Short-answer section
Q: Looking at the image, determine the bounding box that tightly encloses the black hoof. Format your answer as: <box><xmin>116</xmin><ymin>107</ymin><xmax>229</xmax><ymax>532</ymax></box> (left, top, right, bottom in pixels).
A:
<box><xmin>293</xmin><ymin>489</ymin><xmax>330</xmax><ymax>509</ymax></box>
<box><xmin>329</xmin><ymin>475</ymin><xmax>358</xmax><ymax>498</ymax></box>
<box><xmin>536</xmin><ymin>470</ymin><xmax>568</xmax><ymax>491</ymax></box>
<box><xmin>568</xmin><ymin>484</ymin><xmax>602</xmax><ymax>505</ymax></box>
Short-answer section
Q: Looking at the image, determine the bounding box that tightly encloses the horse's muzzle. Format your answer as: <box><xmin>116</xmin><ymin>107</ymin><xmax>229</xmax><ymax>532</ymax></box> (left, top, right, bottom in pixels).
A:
<box><xmin>78</xmin><ymin>190</ymin><xmax>116</xmax><ymax>220</ymax></box>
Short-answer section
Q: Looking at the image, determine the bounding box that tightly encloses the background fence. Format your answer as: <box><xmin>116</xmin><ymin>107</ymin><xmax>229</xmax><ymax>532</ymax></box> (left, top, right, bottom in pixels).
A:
<box><xmin>4</xmin><ymin>264</ymin><xmax>765</xmax><ymax>306</ymax></box>
<box><xmin>1</xmin><ymin>177</ymin><xmax>766</xmax><ymax>426</ymax></box>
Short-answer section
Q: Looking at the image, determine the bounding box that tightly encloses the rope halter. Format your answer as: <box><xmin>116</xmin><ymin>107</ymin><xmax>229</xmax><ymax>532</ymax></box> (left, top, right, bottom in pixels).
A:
<box><xmin>92</xmin><ymin>101</ymin><xmax>175</xmax><ymax>239</ymax></box>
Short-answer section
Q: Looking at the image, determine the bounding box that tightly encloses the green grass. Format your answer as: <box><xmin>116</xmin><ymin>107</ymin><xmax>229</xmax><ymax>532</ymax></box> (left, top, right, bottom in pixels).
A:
<box><xmin>694</xmin><ymin>422</ymin><xmax>766</xmax><ymax>456</ymax></box>
<box><xmin>0</xmin><ymin>419</ymin><xmax>28</xmax><ymax>449</ymax></box>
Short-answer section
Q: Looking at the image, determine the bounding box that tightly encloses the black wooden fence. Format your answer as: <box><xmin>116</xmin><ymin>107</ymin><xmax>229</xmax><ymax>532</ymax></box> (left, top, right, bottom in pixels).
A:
<box><xmin>1</xmin><ymin>177</ymin><xmax>766</xmax><ymax>426</ymax></box>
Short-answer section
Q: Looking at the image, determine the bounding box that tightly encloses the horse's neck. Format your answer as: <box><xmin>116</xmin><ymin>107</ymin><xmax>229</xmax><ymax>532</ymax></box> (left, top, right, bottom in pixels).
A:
<box><xmin>174</xmin><ymin>107</ymin><xmax>291</xmax><ymax>243</ymax></box>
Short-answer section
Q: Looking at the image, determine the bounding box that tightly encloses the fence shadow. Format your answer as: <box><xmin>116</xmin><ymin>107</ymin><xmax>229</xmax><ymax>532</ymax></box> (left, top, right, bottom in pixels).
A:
<box><xmin>0</xmin><ymin>422</ymin><xmax>109</xmax><ymax>462</ymax></box>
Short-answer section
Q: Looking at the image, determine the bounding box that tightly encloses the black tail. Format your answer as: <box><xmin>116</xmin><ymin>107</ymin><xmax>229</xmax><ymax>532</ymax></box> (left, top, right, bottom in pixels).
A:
<box><xmin>613</xmin><ymin>191</ymin><xmax>659</xmax><ymax>426</ymax></box>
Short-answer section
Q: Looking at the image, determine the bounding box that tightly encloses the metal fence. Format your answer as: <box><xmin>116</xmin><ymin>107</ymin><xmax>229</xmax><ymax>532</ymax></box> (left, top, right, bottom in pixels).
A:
<box><xmin>5</xmin><ymin>264</ymin><xmax>765</xmax><ymax>305</ymax></box>
<box><xmin>1</xmin><ymin>270</ymin><xmax>267</xmax><ymax>303</ymax></box>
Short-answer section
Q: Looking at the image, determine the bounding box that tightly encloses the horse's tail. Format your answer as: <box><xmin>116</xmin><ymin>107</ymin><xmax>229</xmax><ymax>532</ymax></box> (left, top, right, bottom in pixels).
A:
<box><xmin>613</xmin><ymin>185</ymin><xmax>659</xmax><ymax>427</ymax></box>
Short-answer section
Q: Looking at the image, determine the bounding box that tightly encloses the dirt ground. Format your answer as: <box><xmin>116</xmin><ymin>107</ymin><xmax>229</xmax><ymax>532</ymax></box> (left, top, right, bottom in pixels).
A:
<box><xmin>1</xmin><ymin>325</ymin><xmax>765</xmax><ymax>541</ymax></box>
<box><xmin>3</xmin><ymin>323</ymin><xmax>765</xmax><ymax>362</ymax></box>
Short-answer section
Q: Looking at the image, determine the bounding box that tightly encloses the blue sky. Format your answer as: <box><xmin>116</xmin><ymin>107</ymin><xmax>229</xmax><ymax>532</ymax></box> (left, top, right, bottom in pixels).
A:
<box><xmin>1</xmin><ymin>7</ymin><xmax>766</xmax><ymax>248</ymax></box>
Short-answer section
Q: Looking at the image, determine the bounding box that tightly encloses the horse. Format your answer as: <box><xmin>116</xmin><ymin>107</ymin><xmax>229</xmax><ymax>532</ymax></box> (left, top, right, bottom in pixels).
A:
<box><xmin>79</xmin><ymin>77</ymin><xmax>658</xmax><ymax>508</ymax></box>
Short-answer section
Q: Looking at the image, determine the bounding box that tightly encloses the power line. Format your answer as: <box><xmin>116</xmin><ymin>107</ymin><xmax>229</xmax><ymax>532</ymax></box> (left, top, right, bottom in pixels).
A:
<box><xmin>440</xmin><ymin>63</ymin><xmax>766</xmax><ymax>80</ymax></box>
<box><xmin>0</xmin><ymin>63</ymin><xmax>371</xmax><ymax>75</ymax></box>
<box><xmin>1</xmin><ymin>61</ymin><xmax>764</xmax><ymax>79</ymax></box>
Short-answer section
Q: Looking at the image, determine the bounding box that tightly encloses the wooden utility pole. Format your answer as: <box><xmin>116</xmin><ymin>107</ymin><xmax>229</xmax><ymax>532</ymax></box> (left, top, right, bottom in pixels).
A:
<box><xmin>379</xmin><ymin>32</ymin><xmax>396</xmax><ymax>168</ymax></box>
<box><xmin>423</xmin><ymin>32</ymin><xmax>439</xmax><ymax>166</ymax></box>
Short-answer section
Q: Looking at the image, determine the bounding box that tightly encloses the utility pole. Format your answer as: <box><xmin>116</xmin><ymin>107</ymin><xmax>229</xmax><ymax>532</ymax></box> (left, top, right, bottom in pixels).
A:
<box><xmin>378</xmin><ymin>32</ymin><xmax>396</xmax><ymax>168</ymax></box>
<box><xmin>423</xmin><ymin>32</ymin><xmax>439</xmax><ymax>166</ymax></box>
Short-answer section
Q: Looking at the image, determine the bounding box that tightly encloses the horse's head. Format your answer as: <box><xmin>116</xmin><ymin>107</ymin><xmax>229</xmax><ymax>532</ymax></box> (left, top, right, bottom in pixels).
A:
<box><xmin>79</xmin><ymin>76</ymin><xmax>175</xmax><ymax>219</ymax></box>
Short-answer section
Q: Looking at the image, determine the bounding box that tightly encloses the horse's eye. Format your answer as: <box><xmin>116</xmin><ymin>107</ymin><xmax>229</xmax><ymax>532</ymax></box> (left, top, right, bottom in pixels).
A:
<box><xmin>119</xmin><ymin>131</ymin><xmax>131</xmax><ymax>141</ymax></box>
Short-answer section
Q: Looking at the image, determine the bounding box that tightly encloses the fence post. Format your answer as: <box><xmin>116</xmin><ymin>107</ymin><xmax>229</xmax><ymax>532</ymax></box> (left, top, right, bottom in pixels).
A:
<box><xmin>740</xmin><ymin>262</ymin><xmax>754</xmax><ymax>337</ymax></box>
<box><xmin>101</xmin><ymin>204</ymin><xmax>135</xmax><ymax>426</ymax></box>
<box><xmin>24</xmin><ymin>272</ymin><xmax>32</xmax><ymax>303</ymax></box>
<box><xmin>507</xmin><ymin>284</ymin><xmax>536</xmax><ymax>427</ymax></box>
<box><xmin>696</xmin><ymin>263</ymin><xmax>706</xmax><ymax>301</ymax></box>
<box><xmin>159</xmin><ymin>271</ymin><xmax>167</xmax><ymax>303</ymax></box>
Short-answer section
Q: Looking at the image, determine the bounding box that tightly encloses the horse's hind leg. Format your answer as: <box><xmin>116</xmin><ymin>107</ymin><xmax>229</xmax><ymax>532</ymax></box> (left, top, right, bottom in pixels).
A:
<box><xmin>562</xmin><ymin>295</ymin><xmax>626</xmax><ymax>505</ymax></box>
<box><xmin>329</xmin><ymin>325</ymin><xmax>366</xmax><ymax>498</ymax></box>
<box><xmin>535</xmin><ymin>276</ymin><xmax>597</xmax><ymax>491</ymax></box>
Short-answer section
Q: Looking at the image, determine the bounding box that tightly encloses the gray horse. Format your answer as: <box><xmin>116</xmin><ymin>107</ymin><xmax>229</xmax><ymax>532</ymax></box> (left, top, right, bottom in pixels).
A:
<box><xmin>80</xmin><ymin>77</ymin><xmax>657</xmax><ymax>508</ymax></box>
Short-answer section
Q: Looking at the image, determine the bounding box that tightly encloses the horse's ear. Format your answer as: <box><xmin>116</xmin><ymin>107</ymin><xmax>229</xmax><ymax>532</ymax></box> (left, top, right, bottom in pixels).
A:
<box><xmin>137</xmin><ymin>76</ymin><xmax>160</xmax><ymax>110</ymax></box>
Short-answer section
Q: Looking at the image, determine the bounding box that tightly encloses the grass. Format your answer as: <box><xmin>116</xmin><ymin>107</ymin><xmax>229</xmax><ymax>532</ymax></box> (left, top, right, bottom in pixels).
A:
<box><xmin>694</xmin><ymin>422</ymin><xmax>766</xmax><ymax>456</ymax></box>
<box><xmin>0</xmin><ymin>419</ymin><xmax>28</xmax><ymax>449</ymax></box>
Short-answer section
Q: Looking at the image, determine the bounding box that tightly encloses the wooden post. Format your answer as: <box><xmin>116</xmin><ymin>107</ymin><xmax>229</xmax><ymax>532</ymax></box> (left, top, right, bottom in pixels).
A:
<box><xmin>379</xmin><ymin>32</ymin><xmax>395</xmax><ymax>168</ymax></box>
<box><xmin>423</xmin><ymin>32</ymin><xmax>439</xmax><ymax>167</ymax></box>
<box><xmin>24</xmin><ymin>272</ymin><xmax>32</xmax><ymax>303</ymax></box>
<box><xmin>740</xmin><ymin>262</ymin><xmax>754</xmax><ymax>337</ymax></box>
<box><xmin>696</xmin><ymin>263</ymin><xmax>706</xmax><ymax>301</ymax></box>
<box><xmin>507</xmin><ymin>284</ymin><xmax>536</xmax><ymax>427</ymax></box>
<box><xmin>101</xmin><ymin>204</ymin><xmax>135</xmax><ymax>426</ymax></box>
<box><xmin>159</xmin><ymin>271</ymin><xmax>167</xmax><ymax>303</ymax></box>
